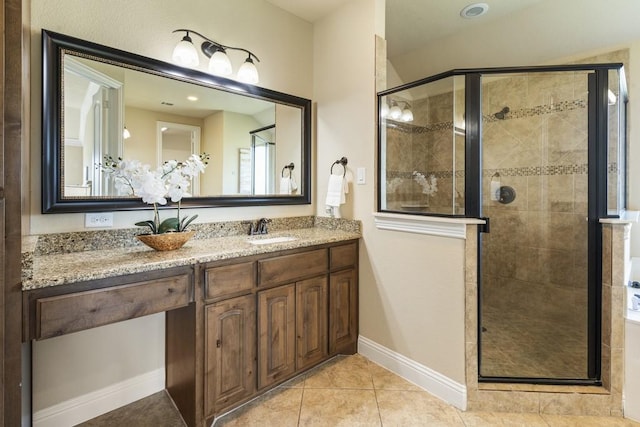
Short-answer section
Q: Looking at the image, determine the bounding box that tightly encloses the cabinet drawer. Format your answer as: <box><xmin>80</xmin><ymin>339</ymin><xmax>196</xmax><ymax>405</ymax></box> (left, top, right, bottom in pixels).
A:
<box><xmin>258</xmin><ymin>249</ymin><xmax>328</xmax><ymax>287</ymax></box>
<box><xmin>36</xmin><ymin>274</ymin><xmax>191</xmax><ymax>339</ymax></box>
<box><xmin>205</xmin><ymin>262</ymin><xmax>255</xmax><ymax>300</ymax></box>
<box><xmin>330</xmin><ymin>242</ymin><xmax>357</xmax><ymax>270</ymax></box>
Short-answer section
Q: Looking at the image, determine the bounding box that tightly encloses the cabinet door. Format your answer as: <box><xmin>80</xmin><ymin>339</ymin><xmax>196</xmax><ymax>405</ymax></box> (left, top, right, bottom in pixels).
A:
<box><xmin>258</xmin><ymin>285</ymin><xmax>296</xmax><ymax>389</ymax></box>
<box><xmin>296</xmin><ymin>276</ymin><xmax>328</xmax><ymax>370</ymax></box>
<box><xmin>329</xmin><ymin>269</ymin><xmax>358</xmax><ymax>355</ymax></box>
<box><xmin>205</xmin><ymin>295</ymin><xmax>256</xmax><ymax>416</ymax></box>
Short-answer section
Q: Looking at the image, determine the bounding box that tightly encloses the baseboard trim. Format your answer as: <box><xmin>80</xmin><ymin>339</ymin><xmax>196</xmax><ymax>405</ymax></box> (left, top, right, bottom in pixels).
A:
<box><xmin>358</xmin><ymin>335</ymin><xmax>467</xmax><ymax>410</ymax></box>
<box><xmin>33</xmin><ymin>368</ymin><xmax>165</xmax><ymax>427</ymax></box>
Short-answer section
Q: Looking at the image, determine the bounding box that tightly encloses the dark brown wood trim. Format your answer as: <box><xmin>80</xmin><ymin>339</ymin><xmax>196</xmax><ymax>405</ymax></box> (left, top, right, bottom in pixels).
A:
<box><xmin>2</xmin><ymin>0</ymin><xmax>24</xmax><ymax>424</ymax></box>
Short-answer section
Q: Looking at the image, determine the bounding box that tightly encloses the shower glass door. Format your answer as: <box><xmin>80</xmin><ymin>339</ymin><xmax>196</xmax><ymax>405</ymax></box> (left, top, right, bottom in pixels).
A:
<box><xmin>479</xmin><ymin>71</ymin><xmax>592</xmax><ymax>380</ymax></box>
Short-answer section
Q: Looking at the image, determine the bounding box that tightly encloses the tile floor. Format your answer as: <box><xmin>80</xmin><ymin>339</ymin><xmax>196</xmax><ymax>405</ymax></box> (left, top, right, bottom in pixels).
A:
<box><xmin>82</xmin><ymin>354</ymin><xmax>640</xmax><ymax>426</ymax></box>
<box><xmin>480</xmin><ymin>305</ymin><xmax>587</xmax><ymax>378</ymax></box>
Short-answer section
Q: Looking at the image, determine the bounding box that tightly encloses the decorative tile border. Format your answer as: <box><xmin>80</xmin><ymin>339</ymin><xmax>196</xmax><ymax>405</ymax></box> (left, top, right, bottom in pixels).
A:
<box><xmin>384</xmin><ymin>99</ymin><xmax>587</xmax><ymax>134</ymax></box>
<box><xmin>483</xmin><ymin>164</ymin><xmax>589</xmax><ymax>177</ymax></box>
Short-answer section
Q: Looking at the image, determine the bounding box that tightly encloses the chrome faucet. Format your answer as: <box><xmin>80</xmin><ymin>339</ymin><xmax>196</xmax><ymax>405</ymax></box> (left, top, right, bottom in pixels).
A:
<box><xmin>249</xmin><ymin>218</ymin><xmax>271</xmax><ymax>235</ymax></box>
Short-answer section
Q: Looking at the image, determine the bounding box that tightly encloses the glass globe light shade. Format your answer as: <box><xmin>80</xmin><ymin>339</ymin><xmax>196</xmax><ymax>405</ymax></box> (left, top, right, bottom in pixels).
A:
<box><xmin>172</xmin><ymin>35</ymin><xmax>200</xmax><ymax>68</ymax></box>
<box><xmin>237</xmin><ymin>57</ymin><xmax>259</xmax><ymax>84</ymax></box>
<box><xmin>208</xmin><ymin>49</ymin><xmax>232</xmax><ymax>76</ymax></box>
<box><xmin>389</xmin><ymin>105</ymin><xmax>402</xmax><ymax>120</ymax></box>
<box><xmin>401</xmin><ymin>108</ymin><xmax>414</xmax><ymax>122</ymax></box>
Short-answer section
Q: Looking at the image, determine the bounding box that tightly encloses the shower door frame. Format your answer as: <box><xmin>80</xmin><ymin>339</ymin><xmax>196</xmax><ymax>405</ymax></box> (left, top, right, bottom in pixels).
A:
<box><xmin>467</xmin><ymin>64</ymin><xmax>626</xmax><ymax>385</ymax></box>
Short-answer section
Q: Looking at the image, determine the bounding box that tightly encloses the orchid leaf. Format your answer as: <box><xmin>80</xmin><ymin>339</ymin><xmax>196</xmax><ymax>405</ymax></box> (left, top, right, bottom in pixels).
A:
<box><xmin>158</xmin><ymin>217</ymin><xmax>180</xmax><ymax>234</ymax></box>
<box><xmin>135</xmin><ymin>220</ymin><xmax>157</xmax><ymax>234</ymax></box>
<box><xmin>179</xmin><ymin>214</ymin><xmax>198</xmax><ymax>231</ymax></box>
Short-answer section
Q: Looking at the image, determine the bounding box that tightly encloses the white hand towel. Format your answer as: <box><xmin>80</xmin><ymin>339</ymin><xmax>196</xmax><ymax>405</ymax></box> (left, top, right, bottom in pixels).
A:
<box><xmin>279</xmin><ymin>177</ymin><xmax>291</xmax><ymax>195</ymax></box>
<box><xmin>326</xmin><ymin>174</ymin><xmax>345</xmax><ymax>207</ymax></box>
<box><xmin>341</xmin><ymin>176</ymin><xmax>348</xmax><ymax>203</ymax></box>
<box><xmin>290</xmin><ymin>175</ymin><xmax>298</xmax><ymax>192</ymax></box>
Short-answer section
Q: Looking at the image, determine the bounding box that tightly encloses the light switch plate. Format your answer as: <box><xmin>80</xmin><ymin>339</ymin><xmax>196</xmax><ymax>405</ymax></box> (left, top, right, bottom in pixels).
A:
<box><xmin>357</xmin><ymin>167</ymin><xmax>366</xmax><ymax>184</ymax></box>
<box><xmin>85</xmin><ymin>212</ymin><xmax>114</xmax><ymax>228</ymax></box>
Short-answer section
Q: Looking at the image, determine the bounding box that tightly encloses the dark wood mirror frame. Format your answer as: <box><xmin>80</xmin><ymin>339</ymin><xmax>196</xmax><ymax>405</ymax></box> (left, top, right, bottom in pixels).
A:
<box><xmin>41</xmin><ymin>29</ymin><xmax>312</xmax><ymax>213</ymax></box>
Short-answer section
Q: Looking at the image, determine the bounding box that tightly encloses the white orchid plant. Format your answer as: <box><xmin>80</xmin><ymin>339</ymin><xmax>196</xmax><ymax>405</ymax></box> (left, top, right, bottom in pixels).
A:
<box><xmin>101</xmin><ymin>153</ymin><xmax>209</xmax><ymax>234</ymax></box>
<box><xmin>412</xmin><ymin>171</ymin><xmax>438</xmax><ymax>196</ymax></box>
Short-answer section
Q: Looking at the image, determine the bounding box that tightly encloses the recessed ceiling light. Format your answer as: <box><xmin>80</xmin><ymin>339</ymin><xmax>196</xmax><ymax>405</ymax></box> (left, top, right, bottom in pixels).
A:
<box><xmin>460</xmin><ymin>3</ymin><xmax>489</xmax><ymax>19</ymax></box>
<box><xmin>187</xmin><ymin>95</ymin><xmax>198</xmax><ymax>101</ymax></box>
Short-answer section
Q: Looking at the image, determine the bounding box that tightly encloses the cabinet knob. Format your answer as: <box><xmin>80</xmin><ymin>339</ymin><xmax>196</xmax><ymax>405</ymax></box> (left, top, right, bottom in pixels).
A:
<box><xmin>216</xmin><ymin>339</ymin><xmax>221</xmax><ymax>348</ymax></box>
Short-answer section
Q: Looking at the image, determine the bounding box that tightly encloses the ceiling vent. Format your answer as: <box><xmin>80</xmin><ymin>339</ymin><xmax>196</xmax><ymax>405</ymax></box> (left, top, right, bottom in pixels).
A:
<box><xmin>460</xmin><ymin>3</ymin><xmax>489</xmax><ymax>19</ymax></box>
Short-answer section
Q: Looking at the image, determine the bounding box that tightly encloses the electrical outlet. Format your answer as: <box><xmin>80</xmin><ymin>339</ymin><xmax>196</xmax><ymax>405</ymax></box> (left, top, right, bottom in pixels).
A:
<box><xmin>85</xmin><ymin>212</ymin><xmax>114</xmax><ymax>228</ymax></box>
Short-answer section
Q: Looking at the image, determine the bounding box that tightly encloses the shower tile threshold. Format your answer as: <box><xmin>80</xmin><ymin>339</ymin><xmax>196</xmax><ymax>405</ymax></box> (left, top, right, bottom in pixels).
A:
<box><xmin>479</xmin><ymin>383</ymin><xmax>610</xmax><ymax>394</ymax></box>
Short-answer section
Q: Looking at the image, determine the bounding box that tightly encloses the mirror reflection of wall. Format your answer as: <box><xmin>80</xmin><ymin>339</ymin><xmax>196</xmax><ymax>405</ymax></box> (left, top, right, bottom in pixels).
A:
<box><xmin>157</xmin><ymin>122</ymin><xmax>201</xmax><ymax>196</ymax></box>
<box><xmin>63</xmin><ymin>57</ymin><xmax>123</xmax><ymax>197</ymax></box>
<box><xmin>275</xmin><ymin>104</ymin><xmax>301</xmax><ymax>194</ymax></box>
<box><xmin>251</xmin><ymin>125</ymin><xmax>276</xmax><ymax>195</ymax></box>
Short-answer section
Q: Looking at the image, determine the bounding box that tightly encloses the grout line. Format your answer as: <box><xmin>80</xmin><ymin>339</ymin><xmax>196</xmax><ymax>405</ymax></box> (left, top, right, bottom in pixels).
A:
<box><xmin>296</xmin><ymin>387</ymin><xmax>304</xmax><ymax>427</ymax></box>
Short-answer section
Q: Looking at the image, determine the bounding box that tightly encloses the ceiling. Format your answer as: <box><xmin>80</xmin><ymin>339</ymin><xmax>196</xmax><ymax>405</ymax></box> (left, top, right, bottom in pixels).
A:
<box><xmin>384</xmin><ymin>0</ymin><xmax>544</xmax><ymax>57</ymax></box>
<box><xmin>265</xmin><ymin>0</ymin><xmax>350</xmax><ymax>22</ymax></box>
<box><xmin>267</xmin><ymin>0</ymin><xmax>640</xmax><ymax>62</ymax></box>
<box><xmin>265</xmin><ymin>0</ymin><xmax>544</xmax><ymax>57</ymax></box>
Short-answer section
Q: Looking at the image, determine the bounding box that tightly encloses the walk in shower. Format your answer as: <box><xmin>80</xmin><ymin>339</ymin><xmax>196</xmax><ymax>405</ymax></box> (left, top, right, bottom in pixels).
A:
<box><xmin>378</xmin><ymin>60</ymin><xmax>627</xmax><ymax>384</ymax></box>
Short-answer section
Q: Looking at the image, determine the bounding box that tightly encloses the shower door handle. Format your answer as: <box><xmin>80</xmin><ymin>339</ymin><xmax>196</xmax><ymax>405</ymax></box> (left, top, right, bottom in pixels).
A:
<box><xmin>479</xmin><ymin>217</ymin><xmax>490</xmax><ymax>233</ymax></box>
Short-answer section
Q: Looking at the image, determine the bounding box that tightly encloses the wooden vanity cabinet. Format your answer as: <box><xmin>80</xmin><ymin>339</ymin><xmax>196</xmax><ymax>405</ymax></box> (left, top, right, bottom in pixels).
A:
<box><xmin>205</xmin><ymin>294</ymin><xmax>256</xmax><ymax>415</ymax></box>
<box><xmin>329</xmin><ymin>242</ymin><xmax>358</xmax><ymax>355</ymax></box>
<box><xmin>296</xmin><ymin>276</ymin><xmax>328</xmax><ymax>370</ymax></box>
<box><xmin>203</xmin><ymin>261</ymin><xmax>256</xmax><ymax>416</ymax></box>
<box><xmin>201</xmin><ymin>239</ymin><xmax>358</xmax><ymax>424</ymax></box>
<box><xmin>257</xmin><ymin>275</ymin><xmax>328</xmax><ymax>390</ymax></box>
<box><xmin>257</xmin><ymin>284</ymin><xmax>296</xmax><ymax>389</ymax></box>
<box><xmin>23</xmin><ymin>238</ymin><xmax>358</xmax><ymax>427</ymax></box>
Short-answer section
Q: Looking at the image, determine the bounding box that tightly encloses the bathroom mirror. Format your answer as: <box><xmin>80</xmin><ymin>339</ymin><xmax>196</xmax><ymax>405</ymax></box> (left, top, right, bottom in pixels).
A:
<box><xmin>42</xmin><ymin>29</ymin><xmax>311</xmax><ymax>213</ymax></box>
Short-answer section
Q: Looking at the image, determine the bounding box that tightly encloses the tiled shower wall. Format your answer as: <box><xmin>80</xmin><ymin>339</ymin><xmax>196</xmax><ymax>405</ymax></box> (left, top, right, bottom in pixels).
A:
<box><xmin>384</xmin><ymin>89</ymin><xmax>464</xmax><ymax>215</ymax></box>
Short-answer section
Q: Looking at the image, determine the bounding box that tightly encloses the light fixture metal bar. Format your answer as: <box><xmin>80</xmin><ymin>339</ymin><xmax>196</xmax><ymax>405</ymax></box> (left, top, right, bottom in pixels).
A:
<box><xmin>172</xmin><ymin>29</ymin><xmax>260</xmax><ymax>62</ymax></box>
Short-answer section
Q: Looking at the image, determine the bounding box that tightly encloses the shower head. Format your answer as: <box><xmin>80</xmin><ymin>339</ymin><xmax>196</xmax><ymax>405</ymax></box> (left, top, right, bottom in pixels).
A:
<box><xmin>494</xmin><ymin>106</ymin><xmax>510</xmax><ymax>120</ymax></box>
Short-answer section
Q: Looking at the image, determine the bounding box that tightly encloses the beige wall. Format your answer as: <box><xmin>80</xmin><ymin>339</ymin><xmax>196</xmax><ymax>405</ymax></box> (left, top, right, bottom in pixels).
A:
<box><xmin>28</xmin><ymin>0</ymin><xmax>314</xmax><ymax>413</ymax></box>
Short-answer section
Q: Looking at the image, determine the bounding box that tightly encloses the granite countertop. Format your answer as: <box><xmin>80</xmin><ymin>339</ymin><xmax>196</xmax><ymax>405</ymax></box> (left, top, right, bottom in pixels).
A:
<box><xmin>23</xmin><ymin>219</ymin><xmax>360</xmax><ymax>291</ymax></box>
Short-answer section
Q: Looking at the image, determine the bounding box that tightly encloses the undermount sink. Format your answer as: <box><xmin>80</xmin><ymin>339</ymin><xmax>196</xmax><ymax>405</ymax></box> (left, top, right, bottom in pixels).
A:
<box><xmin>247</xmin><ymin>236</ymin><xmax>298</xmax><ymax>245</ymax></box>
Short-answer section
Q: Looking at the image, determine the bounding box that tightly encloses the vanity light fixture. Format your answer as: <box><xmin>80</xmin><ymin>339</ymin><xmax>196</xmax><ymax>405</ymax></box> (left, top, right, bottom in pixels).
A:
<box><xmin>123</xmin><ymin>126</ymin><xmax>131</xmax><ymax>139</ymax></box>
<box><xmin>400</xmin><ymin>103</ymin><xmax>414</xmax><ymax>122</ymax></box>
<box><xmin>389</xmin><ymin>101</ymin><xmax>402</xmax><ymax>120</ymax></box>
<box><xmin>171</xmin><ymin>29</ymin><xmax>260</xmax><ymax>84</ymax></box>
<box><xmin>384</xmin><ymin>100</ymin><xmax>413</xmax><ymax>122</ymax></box>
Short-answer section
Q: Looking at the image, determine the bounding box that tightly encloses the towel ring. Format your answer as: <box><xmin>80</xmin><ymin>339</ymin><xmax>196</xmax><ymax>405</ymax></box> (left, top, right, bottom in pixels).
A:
<box><xmin>330</xmin><ymin>157</ymin><xmax>348</xmax><ymax>177</ymax></box>
<box><xmin>281</xmin><ymin>162</ymin><xmax>295</xmax><ymax>177</ymax></box>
